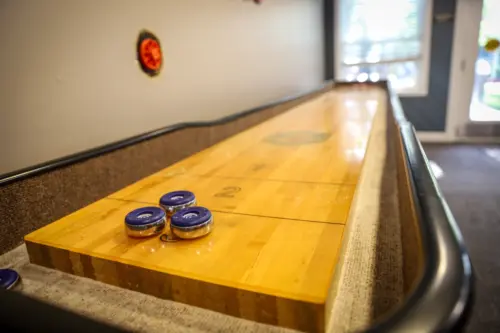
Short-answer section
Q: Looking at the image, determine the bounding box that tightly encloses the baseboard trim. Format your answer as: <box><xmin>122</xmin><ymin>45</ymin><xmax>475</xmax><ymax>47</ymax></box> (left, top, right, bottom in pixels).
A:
<box><xmin>416</xmin><ymin>131</ymin><xmax>454</xmax><ymax>143</ymax></box>
<box><xmin>419</xmin><ymin>132</ymin><xmax>500</xmax><ymax>144</ymax></box>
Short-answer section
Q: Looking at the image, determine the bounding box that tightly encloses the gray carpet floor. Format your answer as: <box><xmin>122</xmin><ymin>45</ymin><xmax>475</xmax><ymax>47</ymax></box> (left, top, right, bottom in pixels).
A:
<box><xmin>424</xmin><ymin>144</ymin><xmax>500</xmax><ymax>332</ymax></box>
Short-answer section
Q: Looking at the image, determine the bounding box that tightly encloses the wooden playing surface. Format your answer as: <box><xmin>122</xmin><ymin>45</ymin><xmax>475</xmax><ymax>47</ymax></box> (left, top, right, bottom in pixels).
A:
<box><xmin>25</xmin><ymin>85</ymin><xmax>386</xmax><ymax>332</ymax></box>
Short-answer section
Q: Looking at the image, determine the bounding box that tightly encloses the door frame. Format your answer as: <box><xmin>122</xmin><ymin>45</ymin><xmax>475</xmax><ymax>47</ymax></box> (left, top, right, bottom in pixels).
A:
<box><xmin>419</xmin><ymin>0</ymin><xmax>483</xmax><ymax>142</ymax></box>
<box><xmin>442</xmin><ymin>0</ymin><xmax>484</xmax><ymax>141</ymax></box>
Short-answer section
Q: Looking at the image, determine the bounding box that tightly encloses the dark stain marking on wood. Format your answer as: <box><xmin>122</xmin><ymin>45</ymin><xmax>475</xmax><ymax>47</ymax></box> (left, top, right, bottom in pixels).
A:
<box><xmin>214</xmin><ymin>186</ymin><xmax>242</xmax><ymax>198</ymax></box>
<box><xmin>263</xmin><ymin>131</ymin><xmax>331</xmax><ymax>146</ymax></box>
<box><xmin>251</xmin><ymin>164</ymin><xmax>267</xmax><ymax>172</ymax></box>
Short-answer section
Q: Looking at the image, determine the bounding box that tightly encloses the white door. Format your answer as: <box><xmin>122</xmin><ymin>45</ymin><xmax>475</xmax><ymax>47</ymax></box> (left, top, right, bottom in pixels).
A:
<box><xmin>447</xmin><ymin>0</ymin><xmax>500</xmax><ymax>138</ymax></box>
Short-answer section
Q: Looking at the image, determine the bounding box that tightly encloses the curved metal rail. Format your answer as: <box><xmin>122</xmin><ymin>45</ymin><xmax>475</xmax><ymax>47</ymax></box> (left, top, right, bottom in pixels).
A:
<box><xmin>365</xmin><ymin>83</ymin><xmax>473</xmax><ymax>333</ymax></box>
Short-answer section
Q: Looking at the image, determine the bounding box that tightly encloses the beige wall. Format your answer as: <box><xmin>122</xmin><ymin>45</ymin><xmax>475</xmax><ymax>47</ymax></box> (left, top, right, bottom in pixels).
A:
<box><xmin>0</xmin><ymin>0</ymin><xmax>324</xmax><ymax>175</ymax></box>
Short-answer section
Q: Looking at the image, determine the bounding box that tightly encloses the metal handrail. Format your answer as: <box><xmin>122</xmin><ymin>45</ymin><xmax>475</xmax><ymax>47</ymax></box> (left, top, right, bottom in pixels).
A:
<box><xmin>365</xmin><ymin>83</ymin><xmax>473</xmax><ymax>332</ymax></box>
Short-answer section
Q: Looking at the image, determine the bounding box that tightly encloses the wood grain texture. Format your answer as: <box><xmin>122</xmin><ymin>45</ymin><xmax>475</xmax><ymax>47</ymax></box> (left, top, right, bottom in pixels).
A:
<box><xmin>25</xmin><ymin>86</ymin><xmax>386</xmax><ymax>332</ymax></box>
<box><xmin>395</xmin><ymin>128</ymin><xmax>423</xmax><ymax>293</ymax></box>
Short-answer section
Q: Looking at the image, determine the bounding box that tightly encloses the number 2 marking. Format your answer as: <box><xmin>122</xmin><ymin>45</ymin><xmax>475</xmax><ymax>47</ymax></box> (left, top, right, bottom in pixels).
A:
<box><xmin>214</xmin><ymin>186</ymin><xmax>241</xmax><ymax>198</ymax></box>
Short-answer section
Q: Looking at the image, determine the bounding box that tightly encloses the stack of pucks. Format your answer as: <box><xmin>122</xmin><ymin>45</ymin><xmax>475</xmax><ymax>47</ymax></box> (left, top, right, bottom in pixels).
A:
<box><xmin>159</xmin><ymin>191</ymin><xmax>196</xmax><ymax>216</ymax></box>
<box><xmin>124</xmin><ymin>207</ymin><xmax>166</xmax><ymax>238</ymax></box>
<box><xmin>170</xmin><ymin>206</ymin><xmax>214</xmax><ymax>240</ymax></box>
<box><xmin>0</xmin><ymin>268</ymin><xmax>20</xmax><ymax>289</ymax></box>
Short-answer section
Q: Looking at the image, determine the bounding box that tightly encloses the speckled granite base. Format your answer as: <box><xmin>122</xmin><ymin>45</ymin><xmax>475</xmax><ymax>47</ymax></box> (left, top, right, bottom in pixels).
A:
<box><xmin>1</xmin><ymin>245</ymin><xmax>298</xmax><ymax>333</ymax></box>
<box><xmin>327</xmin><ymin>95</ymin><xmax>403</xmax><ymax>332</ymax></box>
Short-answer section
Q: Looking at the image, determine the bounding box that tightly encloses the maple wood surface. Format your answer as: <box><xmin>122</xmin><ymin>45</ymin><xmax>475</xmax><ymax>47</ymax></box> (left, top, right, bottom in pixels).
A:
<box><xmin>25</xmin><ymin>86</ymin><xmax>386</xmax><ymax>331</ymax></box>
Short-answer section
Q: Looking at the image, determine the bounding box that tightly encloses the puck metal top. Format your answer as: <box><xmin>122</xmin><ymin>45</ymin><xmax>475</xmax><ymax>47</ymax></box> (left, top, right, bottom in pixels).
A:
<box><xmin>125</xmin><ymin>207</ymin><xmax>166</xmax><ymax>226</ymax></box>
<box><xmin>160</xmin><ymin>191</ymin><xmax>196</xmax><ymax>207</ymax></box>
<box><xmin>171</xmin><ymin>207</ymin><xmax>212</xmax><ymax>228</ymax></box>
<box><xmin>0</xmin><ymin>269</ymin><xmax>20</xmax><ymax>290</ymax></box>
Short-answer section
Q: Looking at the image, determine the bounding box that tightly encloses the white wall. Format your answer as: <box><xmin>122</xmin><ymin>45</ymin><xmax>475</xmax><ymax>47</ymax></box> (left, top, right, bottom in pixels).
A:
<box><xmin>0</xmin><ymin>0</ymin><xmax>324</xmax><ymax>175</ymax></box>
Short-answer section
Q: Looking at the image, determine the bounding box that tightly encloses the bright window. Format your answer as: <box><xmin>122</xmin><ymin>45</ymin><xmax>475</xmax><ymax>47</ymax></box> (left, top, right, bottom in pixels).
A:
<box><xmin>335</xmin><ymin>0</ymin><xmax>432</xmax><ymax>96</ymax></box>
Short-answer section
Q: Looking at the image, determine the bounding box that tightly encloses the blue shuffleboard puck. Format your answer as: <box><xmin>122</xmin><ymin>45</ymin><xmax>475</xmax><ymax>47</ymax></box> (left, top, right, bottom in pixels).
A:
<box><xmin>170</xmin><ymin>206</ymin><xmax>213</xmax><ymax>240</ymax></box>
<box><xmin>0</xmin><ymin>269</ymin><xmax>20</xmax><ymax>290</ymax></box>
<box><xmin>159</xmin><ymin>191</ymin><xmax>196</xmax><ymax>216</ymax></box>
<box><xmin>125</xmin><ymin>206</ymin><xmax>166</xmax><ymax>238</ymax></box>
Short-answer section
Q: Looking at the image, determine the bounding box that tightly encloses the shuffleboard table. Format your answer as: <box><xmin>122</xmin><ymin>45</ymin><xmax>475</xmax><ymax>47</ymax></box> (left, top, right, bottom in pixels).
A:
<box><xmin>22</xmin><ymin>82</ymin><xmax>472</xmax><ymax>333</ymax></box>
